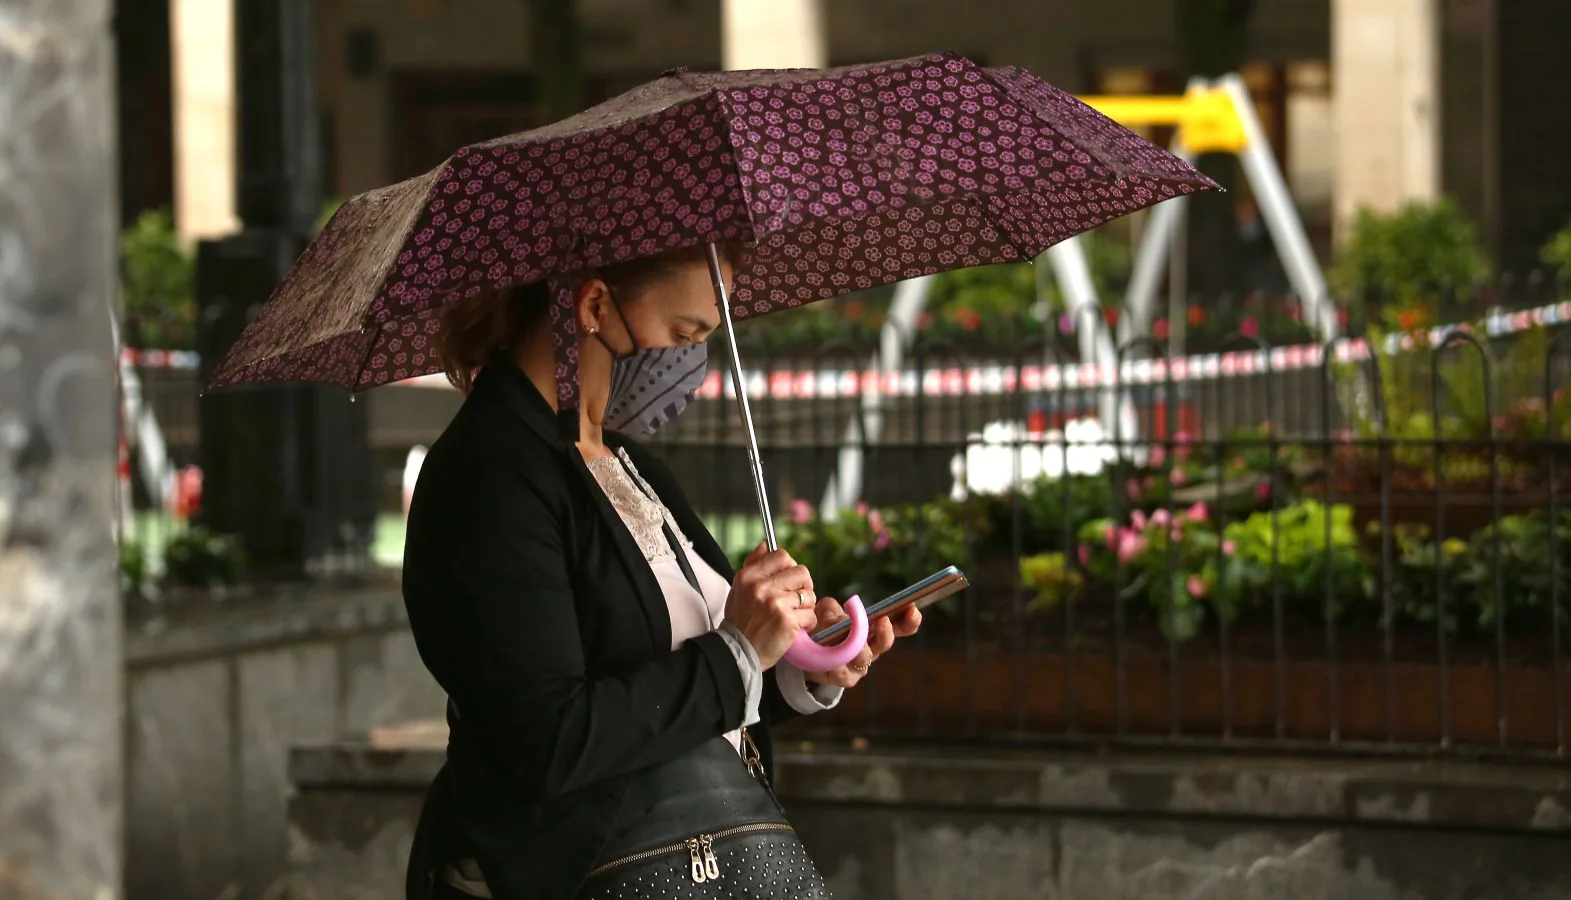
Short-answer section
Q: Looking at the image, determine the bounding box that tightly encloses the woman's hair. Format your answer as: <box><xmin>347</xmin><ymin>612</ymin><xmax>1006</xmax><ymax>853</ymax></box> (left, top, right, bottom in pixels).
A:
<box><xmin>437</xmin><ymin>243</ymin><xmax>740</xmax><ymax>394</ymax></box>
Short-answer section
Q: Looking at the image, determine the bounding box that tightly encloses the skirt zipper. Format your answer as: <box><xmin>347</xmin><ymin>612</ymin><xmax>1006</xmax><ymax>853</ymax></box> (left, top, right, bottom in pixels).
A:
<box><xmin>585</xmin><ymin>822</ymin><xmax>794</xmax><ymax>884</ymax></box>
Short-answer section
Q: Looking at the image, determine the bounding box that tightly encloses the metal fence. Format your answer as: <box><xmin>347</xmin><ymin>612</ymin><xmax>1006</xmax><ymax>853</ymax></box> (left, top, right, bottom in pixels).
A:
<box><xmin>119</xmin><ymin>277</ymin><xmax>1571</xmax><ymax>756</ymax></box>
<box><xmin>650</xmin><ymin>315</ymin><xmax>1571</xmax><ymax>759</ymax></box>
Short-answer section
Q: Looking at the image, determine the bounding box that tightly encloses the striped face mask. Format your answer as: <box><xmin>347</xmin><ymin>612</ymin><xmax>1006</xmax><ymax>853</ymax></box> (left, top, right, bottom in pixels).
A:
<box><xmin>594</xmin><ymin>295</ymin><xmax>708</xmax><ymax>437</ymax></box>
<box><xmin>602</xmin><ymin>341</ymin><xmax>708</xmax><ymax>436</ymax></box>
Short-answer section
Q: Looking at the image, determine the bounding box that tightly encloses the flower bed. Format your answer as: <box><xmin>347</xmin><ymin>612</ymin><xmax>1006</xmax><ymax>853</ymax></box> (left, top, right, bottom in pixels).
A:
<box><xmin>775</xmin><ymin>429</ymin><xmax>1570</xmax><ymax>747</ymax></box>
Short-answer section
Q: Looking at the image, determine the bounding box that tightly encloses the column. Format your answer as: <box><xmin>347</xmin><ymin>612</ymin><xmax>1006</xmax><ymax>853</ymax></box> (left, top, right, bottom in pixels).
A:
<box><xmin>1330</xmin><ymin>0</ymin><xmax>1440</xmax><ymax>231</ymax></box>
<box><xmin>722</xmin><ymin>0</ymin><xmax>826</xmax><ymax>70</ymax></box>
<box><xmin>171</xmin><ymin>0</ymin><xmax>238</xmax><ymax>239</ymax></box>
<box><xmin>0</xmin><ymin>0</ymin><xmax>124</xmax><ymax>897</ymax></box>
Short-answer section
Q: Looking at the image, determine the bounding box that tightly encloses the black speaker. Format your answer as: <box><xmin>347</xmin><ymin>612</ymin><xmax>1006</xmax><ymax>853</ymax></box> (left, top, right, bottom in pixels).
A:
<box><xmin>196</xmin><ymin>230</ymin><xmax>375</xmax><ymax>581</ymax></box>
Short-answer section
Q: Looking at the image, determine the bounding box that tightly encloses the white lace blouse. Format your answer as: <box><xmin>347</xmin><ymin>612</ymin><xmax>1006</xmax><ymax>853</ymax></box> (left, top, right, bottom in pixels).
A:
<box><xmin>583</xmin><ymin>448</ymin><xmax>843</xmax><ymax>753</ymax></box>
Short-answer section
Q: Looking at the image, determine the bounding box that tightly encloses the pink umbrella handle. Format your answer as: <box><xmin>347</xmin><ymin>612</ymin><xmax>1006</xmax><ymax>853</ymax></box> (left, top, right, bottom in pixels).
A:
<box><xmin>782</xmin><ymin>596</ymin><xmax>869</xmax><ymax>672</ymax></box>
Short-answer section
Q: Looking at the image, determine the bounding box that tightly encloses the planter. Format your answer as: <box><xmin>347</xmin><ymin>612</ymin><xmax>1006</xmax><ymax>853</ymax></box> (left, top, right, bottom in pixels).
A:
<box><xmin>784</xmin><ymin>642</ymin><xmax>1571</xmax><ymax>749</ymax></box>
<box><xmin>798</xmin><ymin>567</ymin><xmax>1570</xmax><ymax>749</ymax></box>
<box><xmin>1336</xmin><ymin>491</ymin><xmax>1556</xmax><ymax>543</ymax></box>
<box><xmin>1311</xmin><ymin>452</ymin><xmax>1571</xmax><ymax>541</ymax></box>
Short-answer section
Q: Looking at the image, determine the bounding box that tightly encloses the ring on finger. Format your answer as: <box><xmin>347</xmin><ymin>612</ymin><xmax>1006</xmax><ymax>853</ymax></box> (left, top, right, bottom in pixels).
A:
<box><xmin>795</xmin><ymin>589</ymin><xmax>813</xmax><ymax>608</ymax></box>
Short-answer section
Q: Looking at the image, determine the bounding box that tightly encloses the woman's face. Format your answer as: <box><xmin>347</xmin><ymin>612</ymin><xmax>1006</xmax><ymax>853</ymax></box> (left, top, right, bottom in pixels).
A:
<box><xmin>592</xmin><ymin>257</ymin><xmax>733</xmax><ymax>351</ymax></box>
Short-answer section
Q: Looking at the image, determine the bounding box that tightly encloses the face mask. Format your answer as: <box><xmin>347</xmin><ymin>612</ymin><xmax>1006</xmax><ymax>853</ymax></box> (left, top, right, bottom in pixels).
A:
<box><xmin>594</xmin><ymin>297</ymin><xmax>708</xmax><ymax>437</ymax></box>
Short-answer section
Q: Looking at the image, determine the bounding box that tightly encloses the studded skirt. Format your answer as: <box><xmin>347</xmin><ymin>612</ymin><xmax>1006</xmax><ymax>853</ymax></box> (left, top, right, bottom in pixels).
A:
<box><xmin>575</xmin><ymin>734</ymin><xmax>831</xmax><ymax>899</ymax></box>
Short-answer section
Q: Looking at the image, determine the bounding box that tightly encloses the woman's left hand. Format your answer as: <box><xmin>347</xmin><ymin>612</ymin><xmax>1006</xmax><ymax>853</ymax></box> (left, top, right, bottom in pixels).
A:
<box><xmin>802</xmin><ymin>597</ymin><xmax>922</xmax><ymax>688</ymax></box>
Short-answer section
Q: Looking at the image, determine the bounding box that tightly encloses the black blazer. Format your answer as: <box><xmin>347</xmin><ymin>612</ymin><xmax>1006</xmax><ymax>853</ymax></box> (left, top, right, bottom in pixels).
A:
<box><xmin>401</xmin><ymin>356</ymin><xmax>802</xmax><ymax>900</ymax></box>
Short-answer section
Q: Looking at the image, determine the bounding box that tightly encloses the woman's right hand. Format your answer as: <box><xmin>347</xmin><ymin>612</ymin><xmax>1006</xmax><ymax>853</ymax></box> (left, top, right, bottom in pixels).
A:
<box><xmin>725</xmin><ymin>544</ymin><xmax>819</xmax><ymax>669</ymax></box>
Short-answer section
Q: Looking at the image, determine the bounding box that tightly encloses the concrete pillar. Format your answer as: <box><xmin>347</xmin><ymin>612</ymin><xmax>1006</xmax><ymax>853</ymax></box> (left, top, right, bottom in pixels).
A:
<box><xmin>171</xmin><ymin>0</ymin><xmax>239</xmax><ymax>239</ymax></box>
<box><xmin>0</xmin><ymin>1</ymin><xmax>124</xmax><ymax>897</ymax></box>
<box><xmin>722</xmin><ymin>0</ymin><xmax>826</xmax><ymax>70</ymax></box>
<box><xmin>1330</xmin><ymin>0</ymin><xmax>1440</xmax><ymax>231</ymax></box>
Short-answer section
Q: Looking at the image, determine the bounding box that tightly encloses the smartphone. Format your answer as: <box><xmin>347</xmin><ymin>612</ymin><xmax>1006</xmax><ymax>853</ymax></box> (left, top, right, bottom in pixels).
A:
<box><xmin>810</xmin><ymin>565</ymin><xmax>969</xmax><ymax>644</ymax></box>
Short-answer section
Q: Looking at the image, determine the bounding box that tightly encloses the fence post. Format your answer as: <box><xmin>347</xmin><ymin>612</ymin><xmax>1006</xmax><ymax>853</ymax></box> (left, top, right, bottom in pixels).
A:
<box><xmin>0</xmin><ymin>1</ymin><xmax>124</xmax><ymax>897</ymax></box>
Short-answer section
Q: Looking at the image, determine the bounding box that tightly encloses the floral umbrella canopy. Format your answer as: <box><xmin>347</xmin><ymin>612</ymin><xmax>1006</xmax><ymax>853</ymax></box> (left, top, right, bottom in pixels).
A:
<box><xmin>207</xmin><ymin>52</ymin><xmax>1216</xmax><ymax>400</ymax></box>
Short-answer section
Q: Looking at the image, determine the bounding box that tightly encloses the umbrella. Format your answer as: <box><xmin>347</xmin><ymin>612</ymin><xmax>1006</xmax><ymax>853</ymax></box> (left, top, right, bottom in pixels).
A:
<box><xmin>208</xmin><ymin>52</ymin><xmax>1217</xmax><ymax>668</ymax></box>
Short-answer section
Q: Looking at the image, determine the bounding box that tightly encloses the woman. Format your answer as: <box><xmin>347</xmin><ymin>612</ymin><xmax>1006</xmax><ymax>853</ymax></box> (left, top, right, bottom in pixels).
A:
<box><xmin>401</xmin><ymin>244</ymin><xmax>921</xmax><ymax>900</ymax></box>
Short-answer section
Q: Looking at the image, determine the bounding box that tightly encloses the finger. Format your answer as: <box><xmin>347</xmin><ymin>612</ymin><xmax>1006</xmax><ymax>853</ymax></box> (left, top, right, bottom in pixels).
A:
<box><xmin>814</xmin><ymin>596</ymin><xmax>847</xmax><ymax>623</ymax></box>
<box><xmin>744</xmin><ymin>542</ymin><xmax>769</xmax><ymax>566</ymax></box>
<box><xmin>784</xmin><ymin>586</ymin><xmax>817</xmax><ymax>611</ymax></box>
<box><xmin>747</xmin><ymin>548</ymin><xmax>798</xmax><ymax>579</ymax></box>
<box><xmin>788</xmin><ymin>607</ymin><xmax>819</xmax><ymax>632</ymax></box>
<box><xmin>868</xmin><ymin>617</ymin><xmax>896</xmax><ymax>656</ymax></box>
<box><xmin>823</xmin><ymin>669</ymin><xmax>861</xmax><ymax>689</ymax></box>
<box><xmin>809</xmin><ymin>668</ymin><xmax>857</xmax><ymax>689</ymax></box>
<box><xmin>771</xmin><ymin>592</ymin><xmax>818</xmax><ymax>623</ymax></box>
<box><xmin>891</xmin><ymin>605</ymin><xmax>923</xmax><ymax>637</ymax></box>
<box><xmin>767</xmin><ymin>564</ymin><xmax>813</xmax><ymax>594</ymax></box>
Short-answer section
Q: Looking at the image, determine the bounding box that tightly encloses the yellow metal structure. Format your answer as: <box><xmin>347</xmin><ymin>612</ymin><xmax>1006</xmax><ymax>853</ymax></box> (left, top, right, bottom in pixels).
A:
<box><xmin>1078</xmin><ymin>87</ymin><xmax>1249</xmax><ymax>155</ymax></box>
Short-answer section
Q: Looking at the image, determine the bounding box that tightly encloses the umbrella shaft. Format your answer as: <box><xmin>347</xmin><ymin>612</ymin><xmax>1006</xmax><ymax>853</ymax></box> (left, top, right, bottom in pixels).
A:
<box><xmin>706</xmin><ymin>243</ymin><xmax>779</xmax><ymax>553</ymax></box>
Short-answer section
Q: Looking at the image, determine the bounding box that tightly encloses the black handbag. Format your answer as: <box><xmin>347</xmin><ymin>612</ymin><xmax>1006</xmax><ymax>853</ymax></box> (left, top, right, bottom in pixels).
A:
<box><xmin>578</xmin><ymin>734</ymin><xmax>830</xmax><ymax>898</ymax></box>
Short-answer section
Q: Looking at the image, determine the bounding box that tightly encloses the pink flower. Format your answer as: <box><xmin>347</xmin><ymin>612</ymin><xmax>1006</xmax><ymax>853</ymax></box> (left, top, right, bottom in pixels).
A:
<box><xmin>790</xmin><ymin>498</ymin><xmax>814</xmax><ymax>525</ymax></box>
<box><xmin>1174</xmin><ymin>430</ymin><xmax>1193</xmax><ymax>444</ymax></box>
<box><xmin>1255</xmin><ymin>482</ymin><xmax>1271</xmax><ymax>501</ymax></box>
<box><xmin>1149</xmin><ymin>444</ymin><xmax>1167</xmax><ymax>467</ymax></box>
<box><xmin>1240</xmin><ymin>316</ymin><xmax>1259</xmax><ymax>339</ymax></box>
<box><xmin>872</xmin><ymin>530</ymin><xmax>891</xmax><ymax>552</ymax></box>
<box><xmin>1126</xmin><ymin>478</ymin><xmax>1143</xmax><ymax>501</ymax></box>
<box><xmin>1077</xmin><ymin>543</ymin><xmax>1091</xmax><ymax>566</ymax></box>
<box><xmin>1116</xmin><ymin>530</ymin><xmax>1146</xmax><ymax>563</ymax></box>
<box><xmin>1171</xmin><ymin>467</ymin><xmax>1189</xmax><ymax>486</ymax></box>
<box><xmin>1150</xmin><ymin>509</ymin><xmax>1171</xmax><ymax>528</ymax></box>
<box><xmin>1222</xmin><ymin>539</ymin><xmax>1237</xmax><ymax>556</ymax></box>
<box><xmin>1131</xmin><ymin>510</ymin><xmax>1148</xmax><ymax>530</ymax></box>
<box><xmin>1186</xmin><ymin>502</ymin><xmax>1209</xmax><ymax>523</ymax></box>
<box><xmin>1334</xmin><ymin>429</ymin><xmax>1354</xmax><ymax>443</ymax></box>
<box><xmin>1170</xmin><ymin>526</ymin><xmax>1184</xmax><ymax>542</ymax></box>
<box><xmin>855</xmin><ymin>501</ymin><xmax>870</xmax><ymax>517</ymax></box>
<box><xmin>868</xmin><ymin>510</ymin><xmax>886</xmax><ymax>534</ymax></box>
<box><xmin>1186</xmin><ymin>574</ymin><xmax>1208</xmax><ymax>598</ymax></box>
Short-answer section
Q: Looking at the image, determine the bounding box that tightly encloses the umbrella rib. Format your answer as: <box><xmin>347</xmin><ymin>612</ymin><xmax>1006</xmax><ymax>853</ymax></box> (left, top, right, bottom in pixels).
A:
<box><xmin>970</xmin><ymin>64</ymin><xmax>1140</xmax><ymax>186</ymax></box>
<box><xmin>350</xmin><ymin>322</ymin><xmax>381</xmax><ymax>394</ymax></box>
<box><xmin>709</xmin><ymin>89</ymin><xmax>764</xmax><ymax>244</ymax></box>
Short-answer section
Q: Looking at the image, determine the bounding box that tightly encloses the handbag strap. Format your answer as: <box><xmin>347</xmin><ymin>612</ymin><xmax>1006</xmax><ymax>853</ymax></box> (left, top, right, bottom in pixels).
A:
<box><xmin>615</xmin><ymin>453</ymin><xmax>705</xmax><ymax>599</ymax></box>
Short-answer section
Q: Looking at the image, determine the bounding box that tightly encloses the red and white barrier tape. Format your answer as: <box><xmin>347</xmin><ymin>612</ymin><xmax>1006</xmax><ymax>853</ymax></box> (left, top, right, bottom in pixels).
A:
<box><xmin>119</xmin><ymin>298</ymin><xmax>1571</xmax><ymax>400</ymax></box>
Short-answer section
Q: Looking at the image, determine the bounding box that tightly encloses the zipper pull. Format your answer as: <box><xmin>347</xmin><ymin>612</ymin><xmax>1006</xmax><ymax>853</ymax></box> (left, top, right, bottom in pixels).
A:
<box><xmin>701</xmin><ymin>835</ymin><xmax>721</xmax><ymax>881</ymax></box>
<box><xmin>688</xmin><ymin>839</ymin><xmax>707</xmax><ymax>883</ymax></box>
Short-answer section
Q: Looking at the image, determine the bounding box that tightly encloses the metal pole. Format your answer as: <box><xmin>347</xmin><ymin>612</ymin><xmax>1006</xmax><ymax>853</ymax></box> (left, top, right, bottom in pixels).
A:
<box><xmin>708</xmin><ymin>244</ymin><xmax>778</xmax><ymax>551</ymax></box>
<box><xmin>0</xmin><ymin>0</ymin><xmax>124</xmax><ymax>896</ymax></box>
<box><xmin>1121</xmin><ymin>191</ymin><xmax>1189</xmax><ymax>343</ymax></box>
<box><xmin>1219</xmin><ymin>73</ymin><xmax>1337</xmax><ymax>340</ymax></box>
<box><xmin>1168</xmin><ymin>196</ymin><xmax>1190</xmax><ymax>358</ymax></box>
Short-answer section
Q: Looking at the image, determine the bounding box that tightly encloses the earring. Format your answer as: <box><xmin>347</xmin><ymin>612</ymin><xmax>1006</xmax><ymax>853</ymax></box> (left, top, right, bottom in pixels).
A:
<box><xmin>586</xmin><ymin>325</ymin><xmax>599</xmax><ymax>335</ymax></box>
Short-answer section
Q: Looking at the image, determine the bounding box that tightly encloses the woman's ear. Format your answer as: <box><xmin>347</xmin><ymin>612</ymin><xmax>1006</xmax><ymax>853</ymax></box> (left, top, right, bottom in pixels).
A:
<box><xmin>575</xmin><ymin>277</ymin><xmax>610</xmax><ymax>336</ymax></box>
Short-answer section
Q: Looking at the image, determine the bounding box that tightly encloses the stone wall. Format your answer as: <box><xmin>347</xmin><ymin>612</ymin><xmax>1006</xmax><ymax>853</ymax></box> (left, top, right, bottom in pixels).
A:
<box><xmin>284</xmin><ymin>732</ymin><xmax>1571</xmax><ymax>900</ymax></box>
<box><xmin>124</xmin><ymin>585</ymin><xmax>444</xmax><ymax>900</ymax></box>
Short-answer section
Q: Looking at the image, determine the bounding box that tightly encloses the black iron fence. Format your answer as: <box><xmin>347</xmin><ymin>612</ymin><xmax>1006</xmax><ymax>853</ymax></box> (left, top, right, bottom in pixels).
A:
<box><xmin>650</xmin><ymin>314</ymin><xmax>1571</xmax><ymax>758</ymax></box>
<box><xmin>119</xmin><ymin>278</ymin><xmax>1571</xmax><ymax>756</ymax></box>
